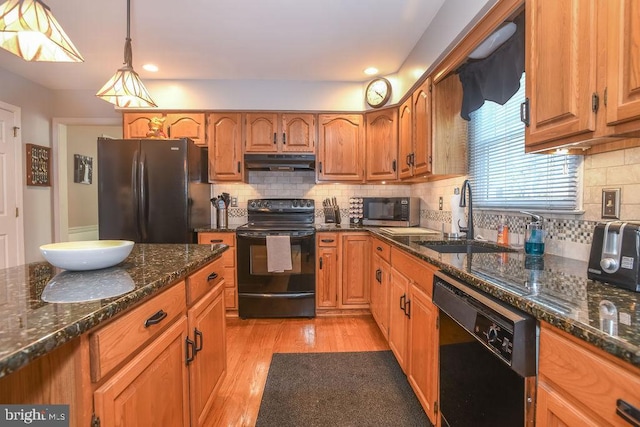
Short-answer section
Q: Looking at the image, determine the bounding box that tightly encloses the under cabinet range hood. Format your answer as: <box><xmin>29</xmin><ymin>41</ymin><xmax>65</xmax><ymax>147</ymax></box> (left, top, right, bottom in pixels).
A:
<box><xmin>244</xmin><ymin>153</ymin><xmax>315</xmax><ymax>171</ymax></box>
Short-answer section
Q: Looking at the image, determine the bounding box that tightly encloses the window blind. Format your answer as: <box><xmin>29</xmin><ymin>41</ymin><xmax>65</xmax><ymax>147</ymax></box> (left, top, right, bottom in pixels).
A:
<box><xmin>468</xmin><ymin>74</ymin><xmax>580</xmax><ymax>210</ymax></box>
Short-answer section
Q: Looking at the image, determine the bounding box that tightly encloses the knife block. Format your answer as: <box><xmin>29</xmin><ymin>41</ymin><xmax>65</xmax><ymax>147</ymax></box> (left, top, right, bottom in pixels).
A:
<box><xmin>324</xmin><ymin>206</ymin><xmax>341</xmax><ymax>224</ymax></box>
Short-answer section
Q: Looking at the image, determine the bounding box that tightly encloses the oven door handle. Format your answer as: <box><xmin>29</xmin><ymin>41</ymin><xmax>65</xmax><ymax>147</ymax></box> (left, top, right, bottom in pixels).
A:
<box><xmin>239</xmin><ymin>292</ymin><xmax>312</xmax><ymax>299</ymax></box>
<box><xmin>237</xmin><ymin>231</ymin><xmax>315</xmax><ymax>238</ymax></box>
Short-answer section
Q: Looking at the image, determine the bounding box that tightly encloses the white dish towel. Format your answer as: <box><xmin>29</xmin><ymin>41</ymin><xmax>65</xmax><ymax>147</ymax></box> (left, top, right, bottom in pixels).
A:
<box><xmin>266</xmin><ymin>235</ymin><xmax>293</xmax><ymax>273</ymax></box>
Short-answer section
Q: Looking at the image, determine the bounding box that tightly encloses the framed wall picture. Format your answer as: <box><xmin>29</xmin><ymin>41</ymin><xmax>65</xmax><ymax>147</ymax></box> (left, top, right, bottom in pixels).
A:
<box><xmin>602</xmin><ymin>188</ymin><xmax>621</xmax><ymax>219</ymax></box>
<box><xmin>73</xmin><ymin>154</ymin><xmax>93</xmax><ymax>184</ymax></box>
<box><xmin>26</xmin><ymin>143</ymin><xmax>51</xmax><ymax>186</ymax></box>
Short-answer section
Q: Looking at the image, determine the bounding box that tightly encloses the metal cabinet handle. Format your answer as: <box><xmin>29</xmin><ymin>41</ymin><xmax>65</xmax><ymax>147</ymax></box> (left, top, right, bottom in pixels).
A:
<box><xmin>321</xmin><ymin>239</ymin><xmax>335</xmax><ymax>243</ymax></box>
<box><xmin>392</xmin><ymin>159</ymin><xmax>397</xmax><ymax>172</ymax></box>
<box><xmin>406</xmin><ymin>154</ymin><xmax>412</xmax><ymax>166</ymax></box>
<box><xmin>319</xmin><ymin>161</ymin><xmax>323</xmax><ymax>173</ymax></box>
<box><xmin>319</xmin><ymin>257</ymin><xmax>323</xmax><ymax>269</ymax></box>
<box><xmin>194</xmin><ymin>328</ymin><xmax>203</xmax><ymax>353</ymax></box>
<box><xmin>273</xmin><ymin>132</ymin><xmax>277</xmax><ymax>144</ymax></box>
<box><xmin>209</xmin><ymin>239</ymin><xmax>223</xmax><ymax>243</ymax></box>
<box><xmin>375</xmin><ymin>268</ymin><xmax>382</xmax><ymax>283</ymax></box>
<box><xmin>185</xmin><ymin>336</ymin><xmax>196</xmax><ymax>364</ymax></box>
<box><xmin>405</xmin><ymin>299</ymin><xmax>411</xmax><ymax>319</ymax></box>
<box><xmin>283</xmin><ymin>132</ymin><xmax>286</xmax><ymax>145</ymax></box>
<box><xmin>617</xmin><ymin>399</ymin><xmax>640</xmax><ymax>427</ymax></box>
<box><xmin>400</xmin><ymin>294</ymin><xmax>406</xmax><ymax>311</ymax></box>
<box><xmin>144</xmin><ymin>309</ymin><xmax>167</xmax><ymax>328</ymax></box>
<box><xmin>520</xmin><ymin>98</ymin><xmax>530</xmax><ymax>127</ymax></box>
<box><xmin>376</xmin><ymin>246</ymin><xmax>383</xmax><ymax>252</ymax></box>
<box><xmin>237</xmin><ymin>161</ymin><xmax>241</xmax><ymax>173</ymax></box>
<box><xmin>207</xmin><ymin>272</ymin><xmax>219</xmax><ymax>282</ymax></box>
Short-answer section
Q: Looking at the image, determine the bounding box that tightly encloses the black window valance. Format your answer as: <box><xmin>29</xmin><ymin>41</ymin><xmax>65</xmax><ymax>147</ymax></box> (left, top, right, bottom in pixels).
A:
<box><xmin>457</xmin><ymin>13</ymin><xmax>525</xmax><ymax>121</ymax></box>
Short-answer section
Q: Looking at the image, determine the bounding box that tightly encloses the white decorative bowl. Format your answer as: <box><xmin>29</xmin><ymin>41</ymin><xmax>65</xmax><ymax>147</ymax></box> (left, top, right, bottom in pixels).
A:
<box><xmin>39</xmin><ymin>240</ymin><xmax>135</xmax><ymax>271</ymax></box>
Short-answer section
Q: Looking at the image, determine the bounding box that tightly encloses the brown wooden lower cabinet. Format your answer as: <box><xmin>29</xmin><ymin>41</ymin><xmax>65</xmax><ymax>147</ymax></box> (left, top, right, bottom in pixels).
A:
<box><xmin>536</xmin><ymin>322</ymin><xmax>640</xmax><ymax>427</ymax></box>
<box><xmin>0</xmin><ymin>258</ymin><xmax>226</xmax><ymax>427</ymax></box>
<box><xmin>198</xmin><ymin>232</ymin><xmax>237</xmax><ymax>311</ymax></box>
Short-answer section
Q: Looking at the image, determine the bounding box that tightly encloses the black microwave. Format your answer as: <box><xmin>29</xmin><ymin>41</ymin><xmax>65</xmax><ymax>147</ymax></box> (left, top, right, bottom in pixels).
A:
<box><xmin>361</xmin><ymin>197</ymin><xmax>420</xmax><ymax>227</ymax></box>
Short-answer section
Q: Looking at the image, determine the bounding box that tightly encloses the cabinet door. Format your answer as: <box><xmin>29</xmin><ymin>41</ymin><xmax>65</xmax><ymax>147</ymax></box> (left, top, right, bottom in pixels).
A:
<box><xmin>317</xmin><ymin>114</ymin><xmax>365</xmax><ymax>182</ymax></box>
<box><xmin>525</xmin><ymin>0</ymin><xmax>597</xmax><ymax>147</ymax></box>
<box><xmin>188</xmin><ymin>282</ymin><xmax>226</xmax><ymax>427</ymax></box>
<box><xmin>365</xmin><ymin>109</ymin><xmax>398</xmax><ymax>181</ymax></box>
<box><xmin>432</xmin><ymin>73</ymin><xmax>468</xmax><ymax>175</ymax></box>
<box><xmin>407</xmin><ymin>284</ymin><xmax>439</xmax><ymax>425</ymax></box>
<box><xmin>94</xmin><ymin>317</ymin><xmax>190</xmax><ymax>427</ymax></box>
<box><xmin>412</xmin><ymin>78</ymin><xmax>432</xmax><ymax>177</ymax></box>
<box><xmin>198</xmin><ymin>233</ymin><xmax>237</xmax><ymax>310</ymax></box>
<box><xmin>123</xmin><ymin>113</ymin><xmax>161</xmax><ymax>139</ymax></box>
<box><xmin>370</xmin><ymin>254</ymin><xmax>390</xmax><ymax>339</ymax></box>
<box><xmin>605</xmin><ymin>0</ymin><xmax>640</xmax><ymax>128</ymax></box>
<box><xmin>536</xmin><ymin>383</ymin><xmax>600</xmax><ymax>427</ymax></box>
<box><xmin>208</xmin><ymin>113</ymin><xmax>243</xmax><ymax>182</ymax></box>
<box><xmin>316</xmin><ymin>246</ymin><xmax>339</xmax><ymax>308</ymax></box>
<box><xmin>166</xmin><ymin>113</ymin><xmax>206</xmax><ymax>146</ymax></box>
<box><xmin>388</xmin><ymin>267</ymin><xmax>409</xmax><ymax>372</ymax></box>
<box><xmin>245</xmin><ymin>113</ymin><xmax>279</xmax><ymax>153</ymax></box>
<box><xmin>282</xmin><ymin>113</ymin><xmax>315</xmax><ymax>153</ymax></box>
<box><xmin>341</xmin><ymin>234</ymin><xmax>370</xmax><ymax>307</ymax></box>
<box><xmin>398</xmin><ymin>98</ymin><xmax>413</xmax><ymax>179</ymax></box>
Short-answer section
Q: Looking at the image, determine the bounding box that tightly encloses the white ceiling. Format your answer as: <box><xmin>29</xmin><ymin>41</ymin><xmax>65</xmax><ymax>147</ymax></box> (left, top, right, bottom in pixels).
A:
<box><xmin>0</xmin><ymin>0</ymin><xmax>446</xmax><ymax>91</ymax></box>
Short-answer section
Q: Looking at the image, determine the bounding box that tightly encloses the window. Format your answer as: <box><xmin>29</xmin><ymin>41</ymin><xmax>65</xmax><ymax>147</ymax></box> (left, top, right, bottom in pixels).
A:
<box><xmin>468</xmin><ymin>74</ymin><xmax>580</xmax><ymax>211</ymax></box>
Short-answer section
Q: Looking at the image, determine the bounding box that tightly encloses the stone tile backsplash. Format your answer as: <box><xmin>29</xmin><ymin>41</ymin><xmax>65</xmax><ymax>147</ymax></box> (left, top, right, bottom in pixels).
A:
<box><xmin>210</xmin><ymin>145</ymin><xmax>640</xmax><ymax>263</ymax></box>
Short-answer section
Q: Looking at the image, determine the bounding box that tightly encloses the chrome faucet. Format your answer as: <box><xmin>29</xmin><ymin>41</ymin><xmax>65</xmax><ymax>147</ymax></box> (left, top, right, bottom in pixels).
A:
<box><xmin>458</xmin><ymin>179</ymin><xmax>474</xmax><ymax>240</ymax></box>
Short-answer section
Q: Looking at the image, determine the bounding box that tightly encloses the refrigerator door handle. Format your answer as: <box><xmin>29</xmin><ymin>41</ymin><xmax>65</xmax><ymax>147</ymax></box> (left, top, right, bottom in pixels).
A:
<box><xmin>139</xmin><ymin>151</ymin><xmax>149</xmax><ymax>240</ymax></box>
<box><xmin>132</xmin><ymin>150</ymin><xmax>141</xmax><ymax>241</ymax></box>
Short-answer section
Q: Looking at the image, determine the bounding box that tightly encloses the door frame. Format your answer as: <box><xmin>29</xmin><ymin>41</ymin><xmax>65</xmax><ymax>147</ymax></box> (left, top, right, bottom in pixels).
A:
<box><xmin>52</xmin><ymin>118</ymin><xmax>121</xmax><ymax>242</ymax></box>
<box><xmin>0</xmin><ymin>100</ymin><xmax>25</xmax><ymax>266</ymax></box>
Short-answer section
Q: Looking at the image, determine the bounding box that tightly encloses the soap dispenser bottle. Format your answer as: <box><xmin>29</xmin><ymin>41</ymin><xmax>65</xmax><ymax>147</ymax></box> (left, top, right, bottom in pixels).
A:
<box><xmin>521</xmin><ymin>211</ymin><xmax>544</xmax><ymax>255</ymax></box>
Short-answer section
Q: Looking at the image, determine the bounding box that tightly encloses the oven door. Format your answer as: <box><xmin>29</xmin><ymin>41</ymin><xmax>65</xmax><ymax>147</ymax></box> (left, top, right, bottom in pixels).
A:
<box><xmin>236</xmin><ymin>229</ymin><xmax>315</xmax><ymax>318</ymax></box>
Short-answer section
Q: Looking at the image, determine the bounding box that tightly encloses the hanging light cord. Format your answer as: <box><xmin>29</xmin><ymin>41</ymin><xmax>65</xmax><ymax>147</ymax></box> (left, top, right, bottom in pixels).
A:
<box><xmin>123</xmin><ymin>0</ymin><xmax>132</xmax><ymax>68</ymax></box>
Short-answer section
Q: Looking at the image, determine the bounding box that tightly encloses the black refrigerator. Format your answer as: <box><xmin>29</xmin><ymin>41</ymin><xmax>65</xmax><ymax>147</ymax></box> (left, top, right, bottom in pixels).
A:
<box><xmin>97</xmin><ymin>137</ymin><xmax>210</xmax><ymax>243</ymax></box>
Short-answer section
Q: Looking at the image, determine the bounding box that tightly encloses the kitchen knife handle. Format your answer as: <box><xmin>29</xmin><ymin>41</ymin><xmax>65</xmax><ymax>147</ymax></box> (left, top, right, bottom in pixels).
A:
<box><xmin>617</xmin><ymin>399</ymin><xmax>640</xmax><ymax>427</ymax></box>
<box><xmin>273</xmin><ymin>132</ymin><xmax>277</xmax><ymax>144</ymax></box>
<box><xmin>144</xmin><ymin>309</ymin><xmax>167</xmax><ymax>328</ymax></box>
<box><xmin>282</xmin><ymin>132</ymin><xmax>286</xmax><ymax>145</ymax></box>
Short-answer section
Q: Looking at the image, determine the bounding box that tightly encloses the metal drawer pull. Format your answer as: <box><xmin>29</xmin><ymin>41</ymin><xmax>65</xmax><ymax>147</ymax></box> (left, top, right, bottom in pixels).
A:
<box><xmin>144</xmin><ymin>309</ymin><xmax>167</xmax><ymax>328</ymax></box>
<box><xmin>207</xmin><ymin>272</ymin><xmax>219</xmax><ymax>282</ymax></box>
<box><xmin>617</xmin><ymin>399</ymin><xmax>640</xmax><ymax>427</ymax></box>
<box><xmin>321</xmin><ymin>239</ymin><xmax>335</xmax><ymax>243</ymax></box>
<box><xmin>400</xmin><ymin>294</ymin><xmax>406</xmax><ymax>311</ymax></box>
<box><xmin>209</xmin><ymin>239</ymin><xmax>223</xmax><ymax>243</ymax></box>
<box><xmin>376</xmin><ymin>246</ymin><xmax>383</xmax><ymax>251</ymax></box>
<box><xmin>405</xmin><ymin>299</ymin><xmax>411</xmax><ymax>319</ymax></box>
<box><xmin>185</xmin><ymin>337</ymin><xmax>196</xmax><ymax>364</ymax></box>
<box><xmin>194</xmin><ymin>328</ymin><xmax>203</xmax><ymax>353</ymax></box>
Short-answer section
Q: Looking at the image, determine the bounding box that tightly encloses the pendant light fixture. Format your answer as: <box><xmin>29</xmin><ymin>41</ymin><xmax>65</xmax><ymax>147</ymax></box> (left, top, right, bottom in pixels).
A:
<box><xmin>0</xmin><ymin>0</ymin><xmax>83</xmax><ymax>62</ymax></box>
<box><xmin>96</xmin><ymin>0</ymin><xmax>156</xmax><ymax>108</ymax></box>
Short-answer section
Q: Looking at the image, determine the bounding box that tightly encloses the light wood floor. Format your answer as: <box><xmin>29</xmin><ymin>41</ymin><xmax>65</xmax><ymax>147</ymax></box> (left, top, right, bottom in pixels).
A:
<box><xmin>203</xmin><ymin>315</ymin><xmax>390</xmax><ymax>427</ymax></box>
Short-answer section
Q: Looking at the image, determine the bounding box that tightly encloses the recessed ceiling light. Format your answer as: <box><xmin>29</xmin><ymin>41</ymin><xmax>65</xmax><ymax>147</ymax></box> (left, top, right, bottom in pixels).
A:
<box><xmin>364</xmin><ymin>67</ymin><xmax>379</xmax><ymax>76</ymax></box>
<box><xmin>143</xmin><ymin>64</ymin><xmax>158</xmax><ymax>72</ymax></box>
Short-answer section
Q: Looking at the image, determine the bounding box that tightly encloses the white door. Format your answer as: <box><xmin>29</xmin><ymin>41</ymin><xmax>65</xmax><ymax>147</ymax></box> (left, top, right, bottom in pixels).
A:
<box><xmin>0</xmin><ymin>105</ymin><xmax>23</xmax><ymax>268</ymax></box>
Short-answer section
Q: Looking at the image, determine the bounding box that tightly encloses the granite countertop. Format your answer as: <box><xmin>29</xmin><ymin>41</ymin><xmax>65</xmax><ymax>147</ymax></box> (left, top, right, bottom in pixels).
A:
<box><xmin>0</xmin><ymin>243</ymin><xmax>227</xmax><ymax>379</ymax></box>
<box><xmin>365</xmin><ymin>230</ymin><xmax>640</xmax><ymax>369</ymax></box>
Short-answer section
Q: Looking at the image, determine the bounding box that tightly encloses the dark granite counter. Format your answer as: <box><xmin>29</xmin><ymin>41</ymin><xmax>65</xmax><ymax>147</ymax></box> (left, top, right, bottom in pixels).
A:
<box><xmin>366</xmin><ymin>231</ymin><xmax>640</xmax><ymax>369</ymax></box>
<box><xmin>0</xmin><ymin>243</ymin><xmax>227</xmax><ymax>379</ymax></box>
<box><xmin>195</xmin><ymin>226</ymin><xmax>240</xmax><ymax>233</ymax></box>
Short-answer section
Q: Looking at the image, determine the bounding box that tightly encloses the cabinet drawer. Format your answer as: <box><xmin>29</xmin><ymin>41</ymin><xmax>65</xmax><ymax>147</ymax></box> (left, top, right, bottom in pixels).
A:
<box><xmin>221</xmin><ymin>247</ymin><xmax>236</xmax><ymax>268</ymax></box>
<box><xmin>198</xmin><ymin>232</ymin><xmax>235</xmax><ymax>246</ymax></box>
<box><xmin>371</xmin><ymin>237</ymin><xmax>391</xmax><ymax>262</ymax></box>
<box><xmin>390</xmin><ymin>247</ymin><xmax>436</xmax><ymax>296</ymax></box>
<box><xmin>224</xmin><ymin>287</ymin><xmax>237</xmax><ymax>309</ymax></box>
<box><xmin>223</xmin><ymin>266</ymin><xmax>236</xmax><ymax>288</ymax></box>
<box><xmin>317</xmin><ymin>233</ymin><xmax>339</xmax><ymax>247</ymax></box>
<box><xmin>187</xmin><ymin>257</ymin><xmax>225</xmax><ymax>305</ymax></box>
<box><xmin>539</xmin><ymin>324</ymin><xmax>640</xmax><ymax>426</ymax></box>
<box><xmin>90</xmin><ymin>281</ymin><xmax>186</xmax><ymax>382</ymax></box>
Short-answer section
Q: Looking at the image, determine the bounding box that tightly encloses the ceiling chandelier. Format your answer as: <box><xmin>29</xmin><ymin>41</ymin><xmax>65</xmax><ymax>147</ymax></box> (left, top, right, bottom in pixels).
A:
<box><xmin>96</xmin><ymin>0</ymin><xmax>156</xmax><ymax>108</ymax></box>
<box><xmin>0</xmin><ymin>0</ymin><xmax>84</xmax><ymax>62</ymax></box>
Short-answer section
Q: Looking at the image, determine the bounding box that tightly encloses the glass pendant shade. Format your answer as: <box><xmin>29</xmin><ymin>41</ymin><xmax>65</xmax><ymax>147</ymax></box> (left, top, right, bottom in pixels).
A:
<box><xmin>96</xmin><ymin>63</ymin><xmax>157</xmax><ymax>108</ymax></box>
<box><xmin>96</xmin><ymin>0</ymin><xmax>156</xmax><ymax>108</ymax></box>
<box><xmin>0</xmin><ymin>0</ymin><xmax>83</xmax><ymax>62</ymax></box>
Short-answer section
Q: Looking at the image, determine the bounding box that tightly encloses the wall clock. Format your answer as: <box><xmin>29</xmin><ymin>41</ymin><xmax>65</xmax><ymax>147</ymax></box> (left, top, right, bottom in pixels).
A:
<box><xmin>365</xmin><ymin>78</ymin><xmax>392</xmax><ymax>108</ymax></box>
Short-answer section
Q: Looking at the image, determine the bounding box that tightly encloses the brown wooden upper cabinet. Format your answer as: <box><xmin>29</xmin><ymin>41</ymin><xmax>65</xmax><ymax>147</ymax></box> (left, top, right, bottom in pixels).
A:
<box><xmin>431</xmin><ymin>73</ymin><xmax>467</xmax><ymax>176</ymax></box>
<box><xmin>207</xmin><ymin>112</ymin><xmax>243</xmax><ymax>182</ymax></box>
<box><xmin>399</xmin><ymin>78</ymin><xmax>433</xmax><ymax>180</ymax></box>
<box><xmin>244</xmin><ymin>113</ymin><xmax>315</xmax><ymax>153</ymax></box>
<box><xmin>524</xmin><ymin>0</ymin><xmax>640</xmax><ymax>152</ymax></box>
<box><xmin>165</xmin><ymin>113</ymin><xmax>206</xmax><ymax>146</ymax></box>
<box><xmin>365</xmin><ymin>108</ymin><xmax>398</xmax><ymax>182</ymax></box>
<box><xmin>317</xmin><ymin>114</ymin><xmax>365</xmax><ymax>182</ymax></box>
<box><xmin>123</xmin><ymin>112</ymin><xmax>206</xmax><ymax>146</ymax></box>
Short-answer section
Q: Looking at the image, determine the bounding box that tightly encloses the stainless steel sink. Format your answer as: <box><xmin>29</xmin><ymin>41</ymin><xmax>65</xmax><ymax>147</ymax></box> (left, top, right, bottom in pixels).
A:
<box><xmin>416</xmin><ymin>241</ymin><xmax>516</xmax><ymax>254</ymax></box>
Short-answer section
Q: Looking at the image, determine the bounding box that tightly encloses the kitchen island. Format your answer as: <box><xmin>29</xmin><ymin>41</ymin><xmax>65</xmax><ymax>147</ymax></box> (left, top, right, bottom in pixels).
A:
<box><xmin>0</xmin><ymin>243</ymin><xmax>228</xmax><ymax>427</ymax></box>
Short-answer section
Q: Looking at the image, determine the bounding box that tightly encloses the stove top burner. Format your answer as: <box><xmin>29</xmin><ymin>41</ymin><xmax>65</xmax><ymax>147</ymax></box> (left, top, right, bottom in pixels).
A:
<box><xmin>244</xmin><ymin>198</ymin><xmax>316</xmax><ymax>230</ymax></box>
